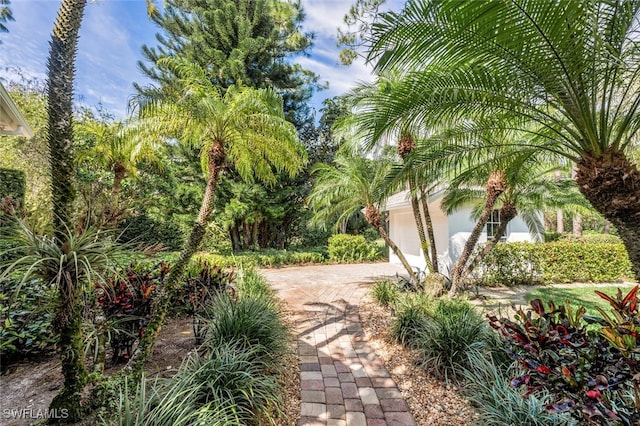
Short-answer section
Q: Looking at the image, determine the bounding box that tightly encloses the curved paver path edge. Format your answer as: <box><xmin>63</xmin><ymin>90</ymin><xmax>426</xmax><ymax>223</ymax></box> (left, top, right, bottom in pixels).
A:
<box><xmin>261</xmin><ymin>263</ymin><xmax>416</xmax><ymax>426</ymax></box>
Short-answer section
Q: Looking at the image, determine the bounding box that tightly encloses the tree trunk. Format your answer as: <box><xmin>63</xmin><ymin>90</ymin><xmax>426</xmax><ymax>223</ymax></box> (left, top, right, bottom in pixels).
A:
<box><xmin>45</xmin><ymin>0</ymin><xmax>88</xmax><ymax>421</ymax></box>
<box><xmin>419</xmin><ymin>187</ymin><xmax>439</xmax><ymax>274</ymax></box>
<box><xmin>449</xmin><ymin>170</ymin><xmax>506</xmax><ymax>296</ymax></box>
<box><xmin>409</xmin><ymin>183</ymin><xmax>433</xmax><ymax>273</ymax></box>
<box><xmin>47</xmin><ymin>0</ymin><xmax>86</xmax><ymax>240</ymax></box>
<box><xmin>364</xmin><ymin>204</ymin><xmax>417</xmax><ymax>284</ymax></box>
<box><xmin>554</xmin><ymin>171</ymin><xmax>564</xmax><ymax>233</ymax></box>
<box><xmin>556</xmin><ymin>209</ymin><xmax>564</xmax><ymax>233</ymax></box>
<box><xmin>572</xmin><ymin>213</ymin><xmax>582</xmax><ymax>236</ymax></box>
<box><xmin>575</xmin><ymin>149</ymin><xmax>640</xmax><ymax>281</ymax></box>
<box><xmin>462</xmin><ymin>200</ymin><xmax>517</xmax><ymax>280</ymax></box>
<box><xmin>128</xmin><ymin>140</ymin><xmax>225</xmax><ymax>375</ymax></box>
<box><xmin>112</xmin><ymin>161</ymin><xmax>126</xmax><ymax>198</ymax></box>
<box><xmin>604</xmin><ymin>220</ymin><xmax>611</xmax><ymax>234</ymax></box>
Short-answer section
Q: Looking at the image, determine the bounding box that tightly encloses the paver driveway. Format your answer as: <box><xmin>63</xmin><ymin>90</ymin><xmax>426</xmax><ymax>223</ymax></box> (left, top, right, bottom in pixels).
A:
<box><xmin>261</xmin><ymin>263</ymin><xmax>416</xmax><ymax>426</ymax></box>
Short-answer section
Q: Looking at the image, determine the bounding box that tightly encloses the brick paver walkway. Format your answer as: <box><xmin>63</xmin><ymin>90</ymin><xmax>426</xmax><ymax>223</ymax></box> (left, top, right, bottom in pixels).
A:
<box><xmin>261</xmin><ymin>263</ymin><xmax>416</xmax><ymax>426</ymax></box>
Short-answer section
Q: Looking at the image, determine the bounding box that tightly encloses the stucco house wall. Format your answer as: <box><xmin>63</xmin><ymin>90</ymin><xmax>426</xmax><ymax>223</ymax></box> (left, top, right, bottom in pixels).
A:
<box><xmin>386</xmin><ymin>190</ymin><xmax>539</xmax><ymax>276</ymax></box>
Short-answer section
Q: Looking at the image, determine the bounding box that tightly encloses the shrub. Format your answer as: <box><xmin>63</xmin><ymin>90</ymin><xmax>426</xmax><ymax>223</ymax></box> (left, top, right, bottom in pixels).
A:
<box><xmin>234</xmin><ymin>267</ymin><xmax>275</xmax><ymax>301</ymax></box>
<box><xmin>413</xmin><ymin>299</ymin><xmax>489</xmax><ymax>381</ymax></box>
<box><xmin>171</xmin><ymin>262</ymin><xmax>235</xmax><ymax>344</ymax></box>
<box><xmin>112</xmin><ymin>344</ymin><xmax>280</xmax><ymax>425</ymax></box>
<box><xmin>479</xmin><ymin>242</ymin><xmax>633</xmax><ymax>285</ymax></box>
<box><xmin>371</xmin><ymin>279</ymin><xmax>399</xmax><ymax>307</ymax></box>
<box><xmin>544</xmin><ymin>231</ymin><xmax>562</xmax><ymax>242</ymax></box>
<box><xmin>489</xmin><ymin>291</ymin><xmax>640</xmax><ymax>424</ymax></box>
<box><xmin>327</xmin><ymin>234</ymin><xmax>381</xmax><ymax>263</ymax></box>
<box><xmin>0</xmin><ymin>278</ymin><xmax>56</xmax><ymax>363</ymax></box>
<box><xmin>95</xmin><ymin>263</ymin><xmax>168</xmax><ymax>364</ymax></box>
<box><xmin>202</xmin><ymin>294</ymin><xmax>289</xmax><ymax>367</ymax></box>
<box><xmin>194</xmin><ymin>247</ymin><xmax>326</xmax><ymax>268</ymax></box>
<box><xmin>463</xmin><ymin>351</ymin><xmax>575</xmax><ymax>426</ymax></box>
<box><xmin>117</xmin><ymin>214</ymin><xmax>185</xmax><ymax>251</ymax></box>
<box><xmin>390</xmin><ymin>293</ymin><xmax>432</xmax><ymax>346</ymax></box>
<box><xmin>560</xmin><ymin>232</ymin><xmax>623</xmax><ymax>244</ymax></box>
<box><xmin>480</xmin><ymin>243</ymin><xmax>543</xmax><ymax>286</ymax></box>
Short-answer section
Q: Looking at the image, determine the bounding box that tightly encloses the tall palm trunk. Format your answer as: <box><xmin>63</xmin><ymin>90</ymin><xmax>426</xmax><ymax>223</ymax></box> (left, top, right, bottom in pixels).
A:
<box><xmin>409</xmin><ymin>184</ymin><xmax>433</xmax><ymax>272</ymax></box>
<box><xmin>554</xmin><ymin>171</ymin><xmax>564</xmax><ymax>233</ymax></box>
<box><xmin>364</xmin><ymin>204</ymin><xmax>417</xmax><ymax>284</ymax></box>
<box><xmin>462</xmin><ymin>200</ymin><xmax>517</xmax><ymax>280</ymax></box>
<box><xmin>449</xmin><ymin>170</ymin><xmax>506</xmax><ymax>296</ymax></box>
<box><xmin>128</xmin><ymin>141</ymin><xmax>226</xmax><ymax>375</ymax></box>
<box><xmin>398</xmin><ymin>132</ymin><xmax>435</xmax><ymax>273</ymax></box>
<box><xmin>46</xmin><ymin>0</ymin><xmax>88</xmax><ymax>421</ymax></box>
<box><xmin>419</xmin><ymin>187</ymin><xmax>439</xmax><ymax>273</ymax></box>
<box><xmin>575</xmin><ymin>149</ymin><xmax>640</xmax><ymax>281</ymax></box>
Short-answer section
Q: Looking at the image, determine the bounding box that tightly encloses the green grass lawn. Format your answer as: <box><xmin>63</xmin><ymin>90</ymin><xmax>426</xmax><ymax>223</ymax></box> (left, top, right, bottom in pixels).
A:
<box><xmin>524</xmin><ymin>284</ymin><xmax>637</xmax><ymax>317</ymax></box>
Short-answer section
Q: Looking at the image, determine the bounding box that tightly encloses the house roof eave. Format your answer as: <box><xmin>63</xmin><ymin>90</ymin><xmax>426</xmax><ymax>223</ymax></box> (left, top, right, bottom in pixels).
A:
<box><xmin>0</xmin><ymin>82</ymin><xmax>34</xmax><ymax>138</ymax></box>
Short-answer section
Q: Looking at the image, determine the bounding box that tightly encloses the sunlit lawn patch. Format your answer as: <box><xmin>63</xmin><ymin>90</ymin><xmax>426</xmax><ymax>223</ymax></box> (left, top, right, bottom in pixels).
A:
<box><xmin>524</xmin><ymin>284</ymin><xmax>637</xmax><ymax>317</ymax></box>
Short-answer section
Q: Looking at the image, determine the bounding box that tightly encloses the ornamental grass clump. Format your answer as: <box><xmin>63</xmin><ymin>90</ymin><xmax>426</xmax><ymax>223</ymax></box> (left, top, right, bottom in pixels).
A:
<box><xmin>371</xmin><ymin>279</ymin><xmax>399</xmax><ymax>307</ymax></box>
<box><xmin>413</xmin><ymin>299</ymin><xmax>490</xmax><ymax>382</ymax></box>
<box><xmin>390</xmin><ymin>293</ymin><xmax>432</xmax><ymax>346</ymax></box>
<box><xmin>112</xmin><ymin>343</ymin><xmax>280</xmax><ymax>426</ymax></box>
<box><xmin>462</xmin><ymin>351</ymin><xmax>574</xmax><ymax>426</ymax></box>
<box><xmin>201</xmin><ymin>293</ymin><xmax>289</xmax><ymax>369</ymax></box>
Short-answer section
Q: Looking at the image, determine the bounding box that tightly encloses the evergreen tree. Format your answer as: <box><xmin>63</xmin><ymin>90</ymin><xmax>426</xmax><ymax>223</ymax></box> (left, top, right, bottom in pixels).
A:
<box><xmin>138</xmin><ymin>0</ymin><xmax>322</xmax><ymax>249</ymax></box>
<box><xmin>137</xmin><ymin>0</ymin><xmax>318</xmax><ymax>126</ymax></box>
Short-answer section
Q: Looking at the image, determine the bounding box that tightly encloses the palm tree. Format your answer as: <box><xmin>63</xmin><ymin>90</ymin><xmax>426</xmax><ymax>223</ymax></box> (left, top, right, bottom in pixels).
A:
<box><xmin>366</xmin><ymin>0</ymin><xmax>640</xmax><ymax>281</ymax></box>
<box><xmin>76</xmin><ymin>118</ymin><xmax>165</xmax><ymax>227</ymax></box>
<box><xmin>442</xmin><ymin>156</ymin><xmax>586</xmax><ymax>293</ymax></box>
<box><xmin>340</xmin><ymin>74</ymin><xmax>440</xmax><ymax>274</ymax></box>
<box><xmin>128</xmin><ymin>58</ymin><xmax>306</xmax><ymax>372</ymax></box>
<box><xmin>308</xmin><ymin>145</ymin><xmax>418</xmax><ymax>284</ymax></box>
<box><xmin>44</xmin><ymin>0</ymin><xmax>87</xmax><ymax>419</ymax></box>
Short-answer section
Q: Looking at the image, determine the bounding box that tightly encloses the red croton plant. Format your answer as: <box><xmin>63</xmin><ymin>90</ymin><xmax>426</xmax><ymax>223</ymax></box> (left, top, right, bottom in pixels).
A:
<box><xmin>489</xmin><ymin>286</ymin><xmax>640</xmax><ymax>425</ymax></box>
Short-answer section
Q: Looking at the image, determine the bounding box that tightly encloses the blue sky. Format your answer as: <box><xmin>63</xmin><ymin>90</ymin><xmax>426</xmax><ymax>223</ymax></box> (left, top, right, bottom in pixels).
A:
<box><xmin>0</xmin><ymin>0</ymin><xmax>402</xmax><ymax>119</ymax></box>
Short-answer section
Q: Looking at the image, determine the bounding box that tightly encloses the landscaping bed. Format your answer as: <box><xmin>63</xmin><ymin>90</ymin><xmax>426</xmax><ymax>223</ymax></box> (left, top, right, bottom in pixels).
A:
<box><xmin>358</xmin><ymin>296</ymin><xmax>478</xmax><ymax>425</ymax></box>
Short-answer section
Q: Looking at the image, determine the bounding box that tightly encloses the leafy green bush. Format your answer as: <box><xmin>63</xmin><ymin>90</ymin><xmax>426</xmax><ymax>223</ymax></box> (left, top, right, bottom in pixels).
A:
<box><xmin>0</xmin><ymin>278</ymin><xmax>56</xmax><ymax>362</ymax></box>
<box><xmin>479</xmin><ymin>242</ymin><xmax>633</xmax><ymax>285</ymax></box>
<box><xmin>371</xmin><ymin>279</ymin><xmax>399</xmax><ymax>307</ymax></box>
<box><xmin>327</xmin><ymin>234</ymin><xmax>381</xmax><ymax>263</ymax></box>
<box><xmin>413</xmin><ymin>299</ymin><xmax>490</xmax><ymax>381</ymax></box>
<box><xmin>463</xmin><ymin>351</ymin><xmax>575</xmax><ymax>426</ymax></box>
<box><xmin>489</xmin><ymin>292</ymin><xmax>640</xmax><ymax>424</ymax></box>
<box><xmin>560</xmin><ymin>232</ymin><xmax>623</xmax><ymax>244</ymax></box>
<box><xmin>480</xmin><ymin>243</ymin><xmax>543</xmax><ymax>286</ymax></box>
<box><xmin>544</xmin><ymin>231</ymin><xmax>562</xmax><ymax>242</ymax></box>
<box><xmin>117</xmin><ymin>214</ymin><xmax>185</xmax><ymax>251</ymax></box>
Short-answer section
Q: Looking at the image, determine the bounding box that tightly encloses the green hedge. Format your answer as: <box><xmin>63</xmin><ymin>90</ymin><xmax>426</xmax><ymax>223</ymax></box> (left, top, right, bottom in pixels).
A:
<box><xmin>479</xmin><ymin>242</ymin><xmax>633</xmax><ymax>286</ymax></box>
<box><xmin>194</xmin><ymin>247</ymin><xmax>327</xmax><ymax>268</ymax></box>
<box><xmin>327</xmin><ymin>234</ymin><xmax>382</xmax><ymax>263</ymax></box>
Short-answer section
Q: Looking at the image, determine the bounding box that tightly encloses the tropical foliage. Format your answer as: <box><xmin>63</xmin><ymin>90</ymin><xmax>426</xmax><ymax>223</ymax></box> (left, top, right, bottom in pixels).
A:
<box><xmin>365</xmin><ymin>0</ymin><xmax>640</xmax><ymax>280</ymax></box>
